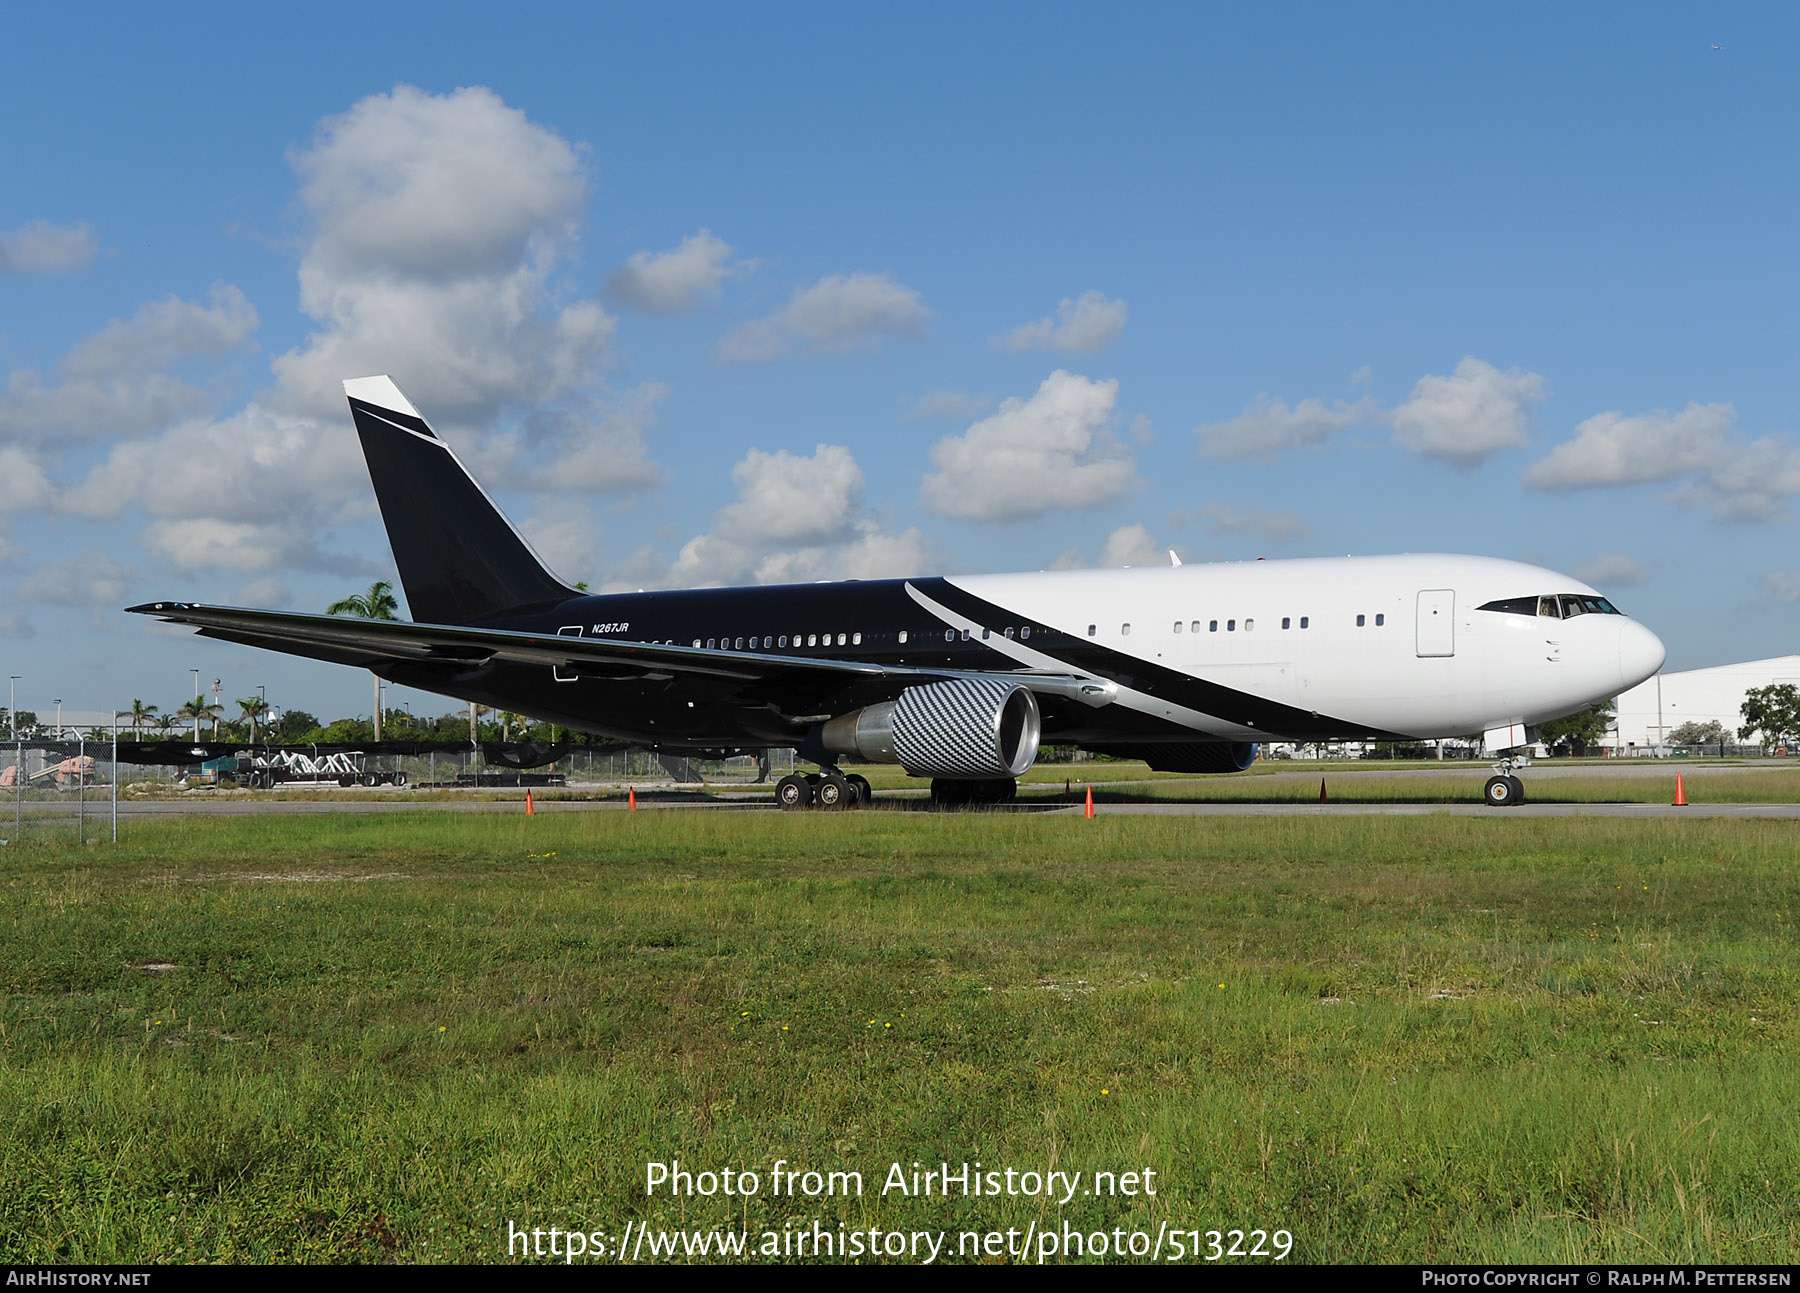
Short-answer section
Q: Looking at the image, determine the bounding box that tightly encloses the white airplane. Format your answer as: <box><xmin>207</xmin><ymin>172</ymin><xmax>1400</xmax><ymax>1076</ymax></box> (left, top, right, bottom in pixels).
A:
<box><xmin>131</xmin><ymin>377</ymin><xmax>1665</xmax><ymax>809</ymax></box>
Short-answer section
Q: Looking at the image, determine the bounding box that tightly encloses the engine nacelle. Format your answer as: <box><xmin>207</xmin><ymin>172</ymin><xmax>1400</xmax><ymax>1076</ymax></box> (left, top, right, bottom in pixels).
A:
<box><xmin>820</xmin><ymin>678</ymin><xmax>1042</xmax><ymax>779</ymax></box>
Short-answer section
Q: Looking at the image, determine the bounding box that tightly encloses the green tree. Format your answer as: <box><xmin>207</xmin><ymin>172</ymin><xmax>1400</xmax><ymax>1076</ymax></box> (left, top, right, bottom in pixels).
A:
<box><xmin>236</xmin><ymin>696</ymin><xmax>270</xmax><ymax>743</ymax></box>
<box><xmin>177</xmin><ymin>695</ymin><xmax>224</xmax><ymax>740</ymax></box>
<box><xmin>116</xmin><ymin>699</ymin><xmax>159</xmax><ymax>742</ymax></box>
<box><xmin>1739</xmin><ymin>684</ymin><xmax>1800</xmax><ymax>747</ymax></box>
<box><xmin>1538</xmin><ymin>699</ymin><xmax>1615</xmax><ymax>753</ymax></box>
<box><xmin>327</xmin><ymin>580</ymin><xmax>400</xmax><ymax>742</ymax></box>
<box><xmin>1669</xmin><ymin>719</ymin><xmax>1728</xmax><ymax>747</ymax></box>
<box><xmin>268</xmin><ymin>709</ymin><xmax>320</xmax><ymax>743</ymax></box>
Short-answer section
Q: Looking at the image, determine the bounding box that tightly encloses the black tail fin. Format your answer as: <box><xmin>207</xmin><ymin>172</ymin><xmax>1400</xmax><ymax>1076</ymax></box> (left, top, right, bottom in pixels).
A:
<box><xmin>343</xmin><ymin>376</ymin><xmax>578</xmax><ymax>624</ymax></box>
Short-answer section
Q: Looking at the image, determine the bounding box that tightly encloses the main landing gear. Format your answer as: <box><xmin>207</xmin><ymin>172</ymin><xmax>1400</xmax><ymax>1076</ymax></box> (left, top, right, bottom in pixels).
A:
<box><xmin>1484</xmin><ymin>756</ymin><xmax>1528</xmax><ymax>807</ymax></box>
<box><xmin>929</xmin><ymin>778</ymin><xmax>1017</xmax><ymax>808</ymax></box>
<box><xmin>775</xmin><ymin>769</ymin><xmax>872</xmax><ymax>810</ymax></box>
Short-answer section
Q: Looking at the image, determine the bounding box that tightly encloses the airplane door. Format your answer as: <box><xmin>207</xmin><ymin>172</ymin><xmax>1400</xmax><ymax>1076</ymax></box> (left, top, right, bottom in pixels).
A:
<box><xmin>553</xmin><ymin>625</ymin><xmax>583</xmax><ymax>682</ymax></box>
<box><xmin>1416</xmin><ymin>590</ymin><xmax>1455</xmax><ymax>657</ymax></box>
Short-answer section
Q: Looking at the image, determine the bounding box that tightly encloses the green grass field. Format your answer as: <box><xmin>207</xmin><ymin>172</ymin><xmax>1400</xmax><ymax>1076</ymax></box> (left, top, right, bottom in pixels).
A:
<box><xmin>3</xmin><ymin>810</ymin><xmax>1798</xmax><ymax>1263</ymax></box>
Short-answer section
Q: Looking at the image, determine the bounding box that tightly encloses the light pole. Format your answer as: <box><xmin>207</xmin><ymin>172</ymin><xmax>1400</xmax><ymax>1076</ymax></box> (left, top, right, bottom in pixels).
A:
<box><xmin>190</xmin><ymin>669</ymin><xmax>200</xmax><ymax>740</ymax></box>
<box><xmin>257</xmin><ymin>684</ymin><xmax>266</xmax><ymax>744</ymax></box>
<box><xmin>54</xmin><ymin>698</ymin><xmax>62</xmax><ymax>739</ymax></box>
<box><xmin>7</xmin><ymin>676</ymin><xmax>16</xmax><ymax>739</ymax></box>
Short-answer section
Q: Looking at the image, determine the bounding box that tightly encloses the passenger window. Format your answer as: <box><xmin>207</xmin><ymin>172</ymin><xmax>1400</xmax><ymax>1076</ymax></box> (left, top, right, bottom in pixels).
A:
<box><xmin>961</xmin><ymin>629</ymin><xmax>970</xmax><ymax>640</ymax></box>
<box><xmin>1227</xmin><ymin>620</ymin><xmax>1236</xmax><ymax>632</ymax></box>
<box><xmin>1121</xmin><ymin>623</ymin><xmax>1131</xmax><ymax>635</ymax></box>
<box><xmin>1191</xmin><ymin>620</ymin><xmax>1201</xmax><ymax>633</ymax></box>
<box><xmin>693</xmin><ymin>639</ymin><xmax>702</xmax><ymax>648</ymax></box>
<box><xmin>1005</xmin><ymin>627</ymin><xmax>1015</xmax><ymax>639</ymax></box>
<box><xmin>1245</xmin><ymin>618</ymin><xmax>1254</xmax><ymax>631</ymax></box>
<box><xmin>1300</xmin><ymin>616</ymin><xmax>1309</xmax><ymax>628</ymax></box>
<box><xmin>945</xmin><ymin>629</ymin><xmax>955</xmax><ymax>642</ymax></box>
<box><xmin>1375</xmin><ymin>614</ymin><xmax>1384</xmax><ymax>626</ymax></box>
<box><xmin>735</xmin><ymin>637</ymin><xmax>744</xmax><ymax>649</ymax></box>
<box><xmin>1088</xmin><ymin>625</ymin><xmax>1097</xmax><ymax>637</ymax></box>
<box><xmin>1020</xmin><ymin>626</ymin><xmax>1031</xmax><ymax>640</ymax></box>
<box><xmin>852</xmin><ymin>632</ymin><xmax>862</xmax><ymax>645</ymax></box>
<box><xmin>898</xmin><ymin>630</ymin><xmax>908</xmax><ymax>644</ymax></box>
<box><xmin>1356</xmin><ymin>615</ymin><xmax>1365</xmax><ymax>627</ymax></box>
<box><xmin>837</xmin><ymin>633</ymin><xmax>847</xmax><ymax>646</ymax></box>
<box><xmin>1209</xmin><ymin>620</ymin><xmax>1218</xmax><ymax>632</ymax></box>
<box><xmin>982</xmin><ymin>627</ymin><xmax>990</xmax><ymax>639</ymax></box>
<box><xmin>1173</xmin><ymin>621</ymin><xmax>1183</xmax><ymax>634</ymax></box>
<box><xmin>707</xmin><ymin>638</ymin><xmax>716</xmax><ymax>648</ymax></box>
<box><xmin>807</xmin><ymin>634</ymin><xmax>817</xmax><ymax>646</ymax></box>
<box><xmin>779</xmin><ymin>635</ymin><xmax>788</xmax><ymax>647</ymax></box>
<box><xmin>1282</xmin><ymin>617</ymin><xmax>1290</xmax><ymax>629</ymax></box>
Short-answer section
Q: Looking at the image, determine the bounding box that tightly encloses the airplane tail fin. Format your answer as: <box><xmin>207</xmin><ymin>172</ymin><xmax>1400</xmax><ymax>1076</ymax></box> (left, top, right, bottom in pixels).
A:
<box><xmin>343</xmin><ymin>376</ymin><xmax>579</xmax><ymax>624</ymax></box>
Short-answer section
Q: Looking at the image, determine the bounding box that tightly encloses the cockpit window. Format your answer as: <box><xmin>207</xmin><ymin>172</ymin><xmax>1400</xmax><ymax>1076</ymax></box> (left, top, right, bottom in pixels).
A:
<box><xmin>1478</xmin><ymin>593</ymin><xmax>1622</xmax><ymax>618</ymax></box>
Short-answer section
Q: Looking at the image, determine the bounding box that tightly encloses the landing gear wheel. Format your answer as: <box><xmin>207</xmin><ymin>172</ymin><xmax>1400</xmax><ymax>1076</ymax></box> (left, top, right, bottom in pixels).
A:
<box><xmin>930</xmin><ymin>779</ymin><xmax>969</xmax><ymax>809</ymax></box>
<box><xmin>816</xmin><ymin>772</ymin><xmax>851</xmax><ymax>809</ymax></box>
<box><xmin>845</xmin><ymin>774</ymin><xmax>871</xmax><ymax>806</ymax></box>
<box><xmin>1484</xmin><ymin>775</ymin><xmax>1520</xmax><ymax>807</ymax></box>
<box><xmin>775</xmin><ymin>773</ymin><xmax>813</xmax><ymax>810</ymax></box>
<box><xmin>1506</xmin><ymin>775</ymin><xmax>1524</xmax><ymax>805</ymax></box>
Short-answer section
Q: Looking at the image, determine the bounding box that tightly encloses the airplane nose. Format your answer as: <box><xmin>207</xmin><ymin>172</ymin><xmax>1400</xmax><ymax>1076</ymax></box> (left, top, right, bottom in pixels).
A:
<box><xmin>1619</xmin><ymin>620</ymin><xmax>1666</xmax><ymax>690</ymax></box>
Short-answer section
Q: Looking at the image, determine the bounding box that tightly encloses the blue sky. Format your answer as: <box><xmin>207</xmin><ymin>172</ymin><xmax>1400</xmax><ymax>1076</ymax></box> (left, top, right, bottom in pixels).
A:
<box><xmin>1</xmin><ymin>3</ymin><xmax>1796</xmax><ymax>723</ymax></box>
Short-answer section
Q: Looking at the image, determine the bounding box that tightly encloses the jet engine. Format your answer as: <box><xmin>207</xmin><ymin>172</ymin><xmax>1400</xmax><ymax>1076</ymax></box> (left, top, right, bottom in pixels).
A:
<box><xmin>820</xmin><ymin>678</ymin><xmax>1041</xmax><ymax>779</ymax></box>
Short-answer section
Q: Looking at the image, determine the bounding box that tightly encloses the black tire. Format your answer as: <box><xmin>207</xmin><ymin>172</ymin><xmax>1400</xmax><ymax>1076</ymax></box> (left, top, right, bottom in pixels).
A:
<box><xmin>970</xmin><ymin>777</ymin><xmax>1017</xmax><ymax>805</ymax></box>
<box><xmin>392</xmin><ymin>771</ymin><xmax>408</xmax><ymax>788</ymax></box>
<box><xmin>339</xmin><ymin>775</ymin><xmax>357</xmax><ymax>788</ymax></box>
<box><xmin>845</xmin><ymin>774</ymin><xmax>871</xmax><ymax>806</ymax></box>
<box><xmin>776</xmin><ymin>774</ymin><xmax>813</xmax><ymax>810</ymax></box>
<box><xmin>816</xmin><ymin>773</ymin><xmax>850</xmax><ymax>809</ymax></box>
<box><xmin>363</xmin><ymin>773</ymin><xmax>380</xmax><ymax>788</ymax></box>
<box><xmin>1484</xmin><ymin>775</ymin><xmax>1517</xmax><ymax>807</ymax></box>
<box><xmin>930</xmin><ymin>779</ymin><xmax>968</xmax><ymax>809</ymax></box>
<box><xmin>1506</xmin><ymin>775</ymin><xmax>1525</xmax><ymax>805</ymax></box>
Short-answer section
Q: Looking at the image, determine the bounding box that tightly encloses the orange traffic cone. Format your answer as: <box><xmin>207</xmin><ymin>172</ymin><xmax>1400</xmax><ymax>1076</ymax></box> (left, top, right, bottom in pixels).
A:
<box><xmin>1673</xmin><ymin>773</ymin><xmax>1687</xmax><ymax>806</ymax></box>
<box><xmin>628</xmin><ymin>785</ymin><xmax>637</xmax><ymax>811</ymax></box>
<box><xmin>1084</xmin><ymin>784</ymin><xmax>1095</xmax><ymax>818</ymax></box>
<box><xmin>525</xmin><ymin>789</ymin><xmax>535</xmax><ymax>816</ymax></box>
<box><xmin>1319</xmin><ymin>778</ymin><xmax>1328</xmax><ymax>804</ymax></box>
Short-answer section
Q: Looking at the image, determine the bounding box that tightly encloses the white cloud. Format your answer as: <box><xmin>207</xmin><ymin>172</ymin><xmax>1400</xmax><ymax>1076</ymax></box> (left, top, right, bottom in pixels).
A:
<box><xmin>647</xmin><ymin>443</ymin><xmax>933</xmax><ymax>589</ymax></box>
<box><xmin>1761</xmin><ymin>571</ymin><xmax>1800</xmax><ymax>605</ymax></box>
<box><xmin>61</xmin><ymin>284</ymin><xmax>258</xmax><ymax>377</ymax></box>
<box><xmin>606</xmin><ymin>230</ymin><xmax>747</xmax><ymax>313</ymax></box>
<box><xmin>1173</xmin><ymin>502</ymin><xmax>1310</xmax><ymax>542</ymax></box>
<box><xmin>58</xmin><ymin>85</ymin><xmax>647</xmax><ymax>575</ymax></box>
<box><xmin>1390</xmin><ymin>357</ymin><xmax>1545</xmax><ymax>464</ymax></box>
<box><xmin>1196</xmin><ymin>393</ymin><xmax>1376</xmax><ymax>460</ymax></box>
<box><xmin>19</xmin><ymin>553</ymin><xmax>138</xmax><ymax>606</ymax></box>
<box><xmin>921</xmin><ymin>370</ymin><xmax>1136</xmax><ymax>522</ymax></box>
<box><xmin>1523</xmin><ymin>402</ymin><xmax>1800</xmax><ymax>521</ymax></box>
<box><xmin>999</xmin><ymin>290</ymin><xmax>1127</xmax><ymax>353</ymax></box>
<box><xmin>237</xmin><ymin>576</ymin><xmax>292</xmax><ymax>609</ymax></box>
<box><xmin>1099</xmin><ymin>524</ymin><xmax>1164</xmax><ymax>568</ymax></box>
<box><xmin>905</xmin><ymin>390</ymin><xmax>994</xmax><ymax>421</ymax></box>
<box><xmin>0</xmin><ymin>220</ymin><xmax>96</xmax><ymax>274</ymax></box>
<box><xmin>519</xmin><ymin>499</ymin><xmax>601</xmax><ymax>586</ymax></box>
<box><xmin>718</xmin><ymin>272</ymin><xmax>928</xmax><ymax>362</ymax></box>
<box><xmin>1572</xmin><ymin>553</ymin><xmax>1647</xmax><ymax>588</ymax></box>
<box><xmin>0</xmin><ymin>447</ymin><xmax>55</xmax><ymax>511</ymax></box>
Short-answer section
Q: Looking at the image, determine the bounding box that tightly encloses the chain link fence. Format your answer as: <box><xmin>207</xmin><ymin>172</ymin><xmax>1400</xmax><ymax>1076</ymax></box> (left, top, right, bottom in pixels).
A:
<box><xmin>1</xmin><ymin>739</ymin><xmax>122</xmax><ymax>846</ymax></box>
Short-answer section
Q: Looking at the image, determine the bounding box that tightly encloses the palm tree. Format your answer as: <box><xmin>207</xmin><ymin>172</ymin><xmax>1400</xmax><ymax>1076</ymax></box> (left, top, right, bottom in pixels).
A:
<box><xmin>237</xmin><ymin>696</ymin><xmax>270</xmax><ymax>744</ymax></box>
<box><xmin>177</xmin><ymin>696</ymin><xmax>224</xmax><ymax>741</ymax></box>
<box><xmin>327</xmin><ymin>580</ymin><xmax>400</xmax><ymax>742</ymax></box>
<box><xmin>117</xmin><ymin>699</ymin><xmax>158</xmax><ymax>742</ymax></box>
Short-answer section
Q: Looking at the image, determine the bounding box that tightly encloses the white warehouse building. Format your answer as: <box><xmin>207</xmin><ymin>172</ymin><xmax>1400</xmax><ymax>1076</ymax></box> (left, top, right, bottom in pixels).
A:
<box><xmin>1606</xmin><ymin>656</ymin><xmax>1800</xmax><ymax>751</ymax></box>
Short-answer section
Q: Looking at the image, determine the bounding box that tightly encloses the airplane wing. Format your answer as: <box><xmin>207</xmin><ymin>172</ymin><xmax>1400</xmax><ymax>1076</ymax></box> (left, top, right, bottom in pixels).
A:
<box><xmin>125</xmin><ymin>602</ymin><xmax>1118</xmax><ymax>707</ymax></box>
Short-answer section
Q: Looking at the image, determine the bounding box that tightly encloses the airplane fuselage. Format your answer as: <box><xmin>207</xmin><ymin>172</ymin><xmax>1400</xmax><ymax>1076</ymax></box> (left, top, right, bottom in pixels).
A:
<box><xmin>382</xmin><ymin>553</ymin><xmax>1664</xmax><ymax>752</ymax></box>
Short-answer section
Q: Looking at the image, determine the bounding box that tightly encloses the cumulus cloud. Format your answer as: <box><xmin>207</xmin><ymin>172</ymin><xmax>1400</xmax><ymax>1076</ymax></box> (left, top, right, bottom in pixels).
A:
<box><xmin>58</xmin><ymin>84</ymin><xmax>650</xmax><ymax>575</ymax></box>
<box><xmin>19</xmin><ymin>553</ymin><xmax>138</xmax><ymax>606</ymax></box>
<box><xmin>519</xmin><ymin>499</ymin><xmax>601</xmax><ymax>585</ymax></box>
<box><xmin>641</xmin><ymin>443</ymin><xmax>933</xmax><ymax>589</ymax></box>
<box><xmin>0</xmin><ymin>220</ymin><xmax>96</xmax><ymax>274</ymax></box>
<box><xmin>718</xmin><ymin>272</ymin><xmax>928</xmax><ymax>362</ymax></box>
<box><xmin>606</xmin><ymin>230</ymin><xmax>748</xmax><ymax>313</ymax></box>
<box><xmin>0</xmin><ymin>447</ymin><xmax>55</xmax><ymax>511</ymax></box>
<box><xmin>998</xmin><ymin>290</ymin><xmax>1127</xmax><ymax>353</ymax></box>
<box><xmin>1196</xmin><ymin>393</ymin><xmax>1376</xmax><ymax>460</ymax></box>
<box><xmin>237</xmin><ymin>575</ymin><xmax>292</xmax><ymax>609</ymax></box>
<box><xmin>1389</xmin><ymin>357</ymin><xmax>1546</xmax><ymax>464</ymax></box>
<box><xmin>1172</xmin><ymin>503</ymin><xmax>1310</xmax><ymax>542</ymax></box>
<box><xmin>1572</xmin><ymin>553</ymin><xmax>1648</xmax><ymax>588</ymax></box>
<box><xmin>905</xmin><ymin>389</ymin><xmax>994</xmax><ymax>421</ymax></box>
<box><xmin>1099</xmin><ymin>523</ymin><xmax>1165</xmax><ymax>568</ymax></box>
<box><xmin>61</xmin><ymin>284</ymin><xmax>258</xmax><ymax>377</ymax></box>
<box><xmin>1524</xmin><ymin>402</ymin><xmax>1800</xmax><ymax>521</ymax></box>
<box><xmin>921</xmin><ymin>370</ymin><xmax>1137</xmax><ymax>522</ymax></box>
